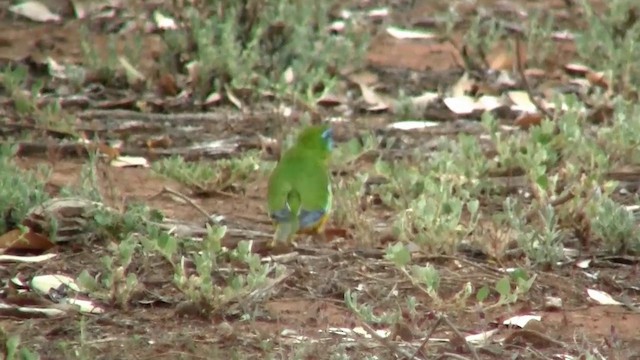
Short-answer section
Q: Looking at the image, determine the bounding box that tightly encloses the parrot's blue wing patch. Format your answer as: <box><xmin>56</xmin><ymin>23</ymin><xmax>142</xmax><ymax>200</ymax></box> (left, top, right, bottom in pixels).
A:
<box><xmin>299</xmin><ymin>209</ymin><xmax>326</xmax><ymax>230</ymax></box>
<box><xmin>270</xmin><ymin>208</ymin><xmax>292</xmax><ymax>223</ymax></box>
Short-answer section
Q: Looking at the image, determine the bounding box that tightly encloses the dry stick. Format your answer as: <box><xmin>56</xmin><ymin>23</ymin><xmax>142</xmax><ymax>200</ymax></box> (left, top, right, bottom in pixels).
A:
<box><xmin>150</xmin><ymin>187</ymin><xmax>213</xmax><ymax>225</ymax></box>
<box><xmin>441</xmin><ymin>315</ymin><xmax>480</xmax><ymax>360</ymax></box>
<box><xmin>514</xmin><ymin>37</ymin><xmax>553</xmax><ymax>120</ymax></box>
<box><xmin>441</xmin><ymin>353</ymin><xmax>474</xmax><ymax>360</ymax></box>
<box><xmin>358</xmin><ymin>321</ymin><xmax>420</xmax><ymax>360</ymax></box>
<box><xmin>410</xmin><ymin>316</ymin><xmax>444</xmax><ymax>360</ymax></box>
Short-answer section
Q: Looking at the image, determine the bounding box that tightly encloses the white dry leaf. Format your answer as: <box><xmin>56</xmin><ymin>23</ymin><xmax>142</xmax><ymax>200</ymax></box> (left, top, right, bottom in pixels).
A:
<box><xmin>450</xmin><ymin>72</ymin><xmax>474</xmax><ymax>97</ymax></box>
<box><xmin>552</xmin><ymin>30</ymin><xmax>575</xmax><ymax>41</ymax></box>
<box><xmin>185</xmin><ymin>60</ymin><xmax>200</xmax><ymax>84</ymax></box>
<box><xmin>0</xmin><ymin>303</ymin><xmax>66</xmax><ymax>317</ymax></box>
<box><xmin>0</xmin><ymin>253</ymin><xmax>57</xmax><ymax>263</ymax></box>
<box><xmin>328</xmin><ymin>20</ymin><xmax>346</xmax><ymax>33</ymax></box>
<box><xmin>443</xmin><ymin>96</ymin><xmax>476</xmax><ymax>114</ymax></box>
<box><xmin>357</xmin><ymin>82</ymin><xmax>389</xmax><ymax>111</ymax></box>
<box><xmin>339</xmin><ymin>9</ymin><xmax>353</xmax><ymax>19</ymax></box>
<box><xmin>386</xmin><ymin>26</ymin><xmax>436</xmax><ymax>40</ymax></box>
<box><xmin>66</xmin><ymin>298</ymin><xmax>105</xmax><ymax>314</ymax></box>
<box><xmin>71</xmin><ymin>0</ymin><xmax>112</xmax><ymax>19</ymax></box>
<box><xmin>283</xmin><ymin>67</ymin><xmax>295</xmax><ymax>84</ymax></box>
<box><xmin>153</xmin><ymin>11</ymin><xmax>177</xmax><ymax>30</ymax></box>
<box><xmin>110</xmin><ymin>156</ymin><xmax>149</xmax><ymax>168</ymax></box>
<box><xmin>409</xmin><ymin>91</ymin><xmax>439</xmax><ymax>110</ymax></box>
<box><xmin>387</xmin><ymin>121</ymin><xmax>439</xmax><ymax>130</ymax></box>
<box><xmin>544</xmin><ymin>296</ymin><xmax>563</xmax><ymax>309</ymax></box>
<box><xmin>367</xmin><ymin>7</ymin><xmax>389</xmax><ymax>19</ymax></box>
<box><xmin>465</xmin><ymin>329</ymin><xmax>498</xmax><ymax>344</ymax></box>
<box><xmin>9</xmin><ymin>1</ymin><xmax>61</xmax><ymax>22</ymax></box>
<box><xmin>225</xmin><ymin>87</ymin><xmax>243</xmax><ymax>109</ymax></box>
<box><xmin>30</xmin><ymin>274</ymin><xmax>81</xmax><ymax>295</ymax></box>
<box><xmin>46</xmin><ymin>57</ymin><xmax>86</xmax><ymax>82</ymax></box>
<box><xmin>475</xmin><ymin>95</ymin><xmax>504</xmax><ymax>112</ymax></box>
<box><xmin>119</xmin><ymin>57</ymin><xmax>145</xmax><ymax>84</ymax></box>
<box><xmin>503</xmin><ymin>314</ymin><xmax>541</xmax><ymax>328</ymax></box>
<box><xmin>47</xmin><ymin>57</ymin><xmax>67</xmax><ymax>79</ymax></box>
<box><xmin>576</xmin><ymin>259</ymin><xmax>591</xmax><ymax>269</ymax></box>
<box><xmin>507</xmin><ymin>90</ymin><xmax>537</xmax><ymax>113</ymax></box>
<box><xmin>204</xmin><ymin>92</ymin><xmax>223</xmax><ymax>106</ymax></box>
<box><xmin>587</xmin><ymin>288</ymin><xmax>622</xmax><ymax>305</ymax></box>
<box><xmin>352</xmin><ymin>326</ymin><xmax>391</xmax><ymax>339</ymax></box>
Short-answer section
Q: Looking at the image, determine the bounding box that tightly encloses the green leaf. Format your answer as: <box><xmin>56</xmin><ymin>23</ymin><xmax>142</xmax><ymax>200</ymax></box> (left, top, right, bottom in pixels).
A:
<box><xmin>384</xmin><ymin>242</ymin><xmax>411</xmax><ymax>267</ymax></box>
<box><xmin>509</xmin><ymin>268</ymin><xmax>528</xmax><ymax>282</ymax></box>
<box><xmin>476</xmin><ymin>285</ymin><xmax>490</xmax><ymax>302</ymax></box>
<box><xmin>495</xmin><ymin>276</ymin><xmax>511</xmax><ymax>297</ymax></box>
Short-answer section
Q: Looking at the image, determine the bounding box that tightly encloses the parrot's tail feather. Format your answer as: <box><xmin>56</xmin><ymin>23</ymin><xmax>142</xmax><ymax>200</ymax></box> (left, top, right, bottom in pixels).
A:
<box><xmin>273</xmin><ymin>222</ymin><xmax>295</xmax><ymax>244</ymax></box>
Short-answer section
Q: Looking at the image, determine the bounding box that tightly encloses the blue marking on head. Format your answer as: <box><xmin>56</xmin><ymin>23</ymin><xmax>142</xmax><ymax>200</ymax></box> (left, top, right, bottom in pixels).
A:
<box><xmin>321</xmin><ymin>127</ymin><xmax>333</xmax><ymax>151</ymax></box>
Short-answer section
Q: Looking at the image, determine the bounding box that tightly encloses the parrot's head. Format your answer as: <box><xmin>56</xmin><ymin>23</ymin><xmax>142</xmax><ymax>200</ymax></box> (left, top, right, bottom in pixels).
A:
<box><xmin>294</xmin><ymin>125</ymin><xmax>333</xmax><ymax>158</ymax></box>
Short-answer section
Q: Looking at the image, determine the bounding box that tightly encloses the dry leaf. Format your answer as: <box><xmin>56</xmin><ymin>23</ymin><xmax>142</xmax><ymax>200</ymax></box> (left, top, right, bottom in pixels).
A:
<box><xmin>409</xmin><ymin>91</ymin><xmax>439</xmax><ymax>110</ymax></box>
<box><xmin>225</xmin><ymin>87</ymin><xmax>243</xmax><ymax>109</ymax></box>
<box><xmin>9</xmin><ymin>1</ymin><xmax>61</xmax><ymax>22</ymax></box>
<box><xmin>450</xmin><ymin>72</ymin><xmax>474</xmax><ymax>97</ymax></box>
<box><xmin>156</xmin><ymin>72</ymin><xmax>178</xmax><ymax>96</ymax></box>
<box><xmin>0</xmin><ymin>253</ymin><xmax>57</xmax><ymax>263</ymax></box>
<box><xmin>357</xmin><ymin>82</ymin><xmax>389</xmax><ymax>111</ymax></box>
<box><xmin>514</xmin><ymin>112</ymin><xmax>543</xmax><ymax>128</ymax></box>
<box><xmin>110</xmin><ymin>156</ymin><xmax>149</xmax><ymax>168</ymax></box>
<box><xmin>0</xmin><ymin>229</ymin><xmax>54</xmax><ymax>252</ymax></box>
<box><xmin>507</xmin><ymin>91</ymin><xmax>537</xmax><ymax>113</ymax></box>
<box><xmin>204</xmin><ymin>92</ymin><xmax>223</xmax><ymax>106</ymax></box>
<box><xmin>443</xmin><ymin>96</ymin><xmax>476</xmax><ymax>114</ymax></box>
<box><xmin>328</xmin><ymin>20</ymin><xmax>346</xmax><ymax>33</ymax></box>
<box><xmin>387</xmin><ymin>121</ymin><xmax>439</xmax><ymax>130</ymax></box>
<box><xmin>488</xmin><ymin>50</ymin><xmax>514</xmax><ymax>71</ymax></box>
<box><xmin>386</xmin><ymin>26</ymin><xmax>435</xmax><ymax>40</ymax></box>
<box><xmin>465</xmin><ymin>329</ymin><xmax>498</xmax><ymax>344</ymax></box>
<box><xmin>476</xmin><ymin>95</ymin><xmax>504</xmax><ymax>111</ymax></box>
<box><xmin>30</xmin><ymin>274</ymin><xmax>81</xmax><ymax>295</ymax></box>
<box><xmin>146</xmin><ymin>135</ymin><xmax>172</xmax><ymax>149</ymax></box>
<box><xmin>154</xmin><ymin>11</ymin><xmax>177</xmax><ymax>30</ymax></box>
<box><xmin>316</xmin><ymin>94</ymin><xmax>344</xmax><ymax>107</ymax></box>
<box><xmin>586</xmin><ymin>70</ymin><xmax>609</xmax><ymax>89</ymax></box>
<box><xmin>503</xmin><ymin>315</ymin><xmax>542</xmax><ymax>328</ymax></box>
<box><xmin>564</xmin><ymin>63</ymin><xmax>591</xmax><ymax>76</ymax></box>
<box><xmin>367</xmin><ymin>8</ymin><xmax>389</xmax><ymax>19</ymax></box>
<box><xmin>587</xmin><ymin>288</ymin><xmax>622</xmax><ymax>305</ymax></box>
<box><xmin>283</xmin><ymin>67</ymin><xmax>295</xmax><ymax>84</ymax></box>
<box><xmin>118</xmin><ymin>57</ymin><xmax>145</xmax><ymax>85</ymax></box>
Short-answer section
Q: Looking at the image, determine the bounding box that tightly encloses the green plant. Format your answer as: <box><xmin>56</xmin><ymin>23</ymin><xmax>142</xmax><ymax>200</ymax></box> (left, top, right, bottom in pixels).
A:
<box><xmin>575</xmin><ymin>0</ymin><xmax>640</xmax><ymax>95</ymax></box>
<box><xmin>172</xmin><ymin>225</ymin><xmax>280</xmax><ymax>316</ymax></box>
<box><xmin>0</xmin><ymin>144</ymin><xmax>51</xmax><ymax>234</ymax></box>
<box><xmin>3</xmin><ymin>333</ymin><xmax>40</xmax><ymax>360</ymax></box>
<box><xmin>588</xmin><ymin>195</ymin><xmax>640</xmax><ymax>254</ymax></box>
<box><xmin>152</xmin><ymin>152</ymin><xmax>260</xmax><ymax>193</ymax></box>
<box><xmin>391</xmin><ymin>180</ymin><xmax>479</xmax><ymax>255</ymax></box>
<box><xmin>163</xmin><ymin>0</ymin><xmax>367</xmax><ymax>102</ymax></box>
<box><xmin>477</xmin><ymin>270</ymin><xmax>536</xmax><ymax>310</ymax></box>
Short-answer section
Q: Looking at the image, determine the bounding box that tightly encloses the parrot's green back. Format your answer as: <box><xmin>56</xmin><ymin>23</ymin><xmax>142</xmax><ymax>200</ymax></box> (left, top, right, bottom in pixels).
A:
<box><xmin>267</xmin><ymin>125</ymin><xmax>333</xmax><ymax>244</ymax></box>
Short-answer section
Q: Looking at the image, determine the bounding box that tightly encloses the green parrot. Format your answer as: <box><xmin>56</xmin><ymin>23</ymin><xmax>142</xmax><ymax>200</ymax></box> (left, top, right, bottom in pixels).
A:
<box><xmin>267</xmin><ymin>125</ymin><xmax>333</xmax><ymax>245</ymax></box>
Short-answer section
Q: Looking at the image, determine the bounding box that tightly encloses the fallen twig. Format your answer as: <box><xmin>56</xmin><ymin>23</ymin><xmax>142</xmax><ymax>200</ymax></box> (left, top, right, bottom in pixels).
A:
<box><xmin>441</xmin><ymin>315</ymin><xmax>480</xmax><ymax>360</ymax></box>
<box><xmin>411</xmin><ymin>316</ymin><xmax>443</xmax><ymax>360</ymax></box>
<box><xmin>358</xmin><ymin>321</ymin><xmax>421</xmax><ymax>360</ymax></box>
<box><xmin>514</xmin><ymin>37</ymin><xmax>553</xmax><ymax>120</ymax></box>
<box><xmin>150</xmin><ymin>186</ymin><xmax>214</xmax><ymax>225</ymax></box>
